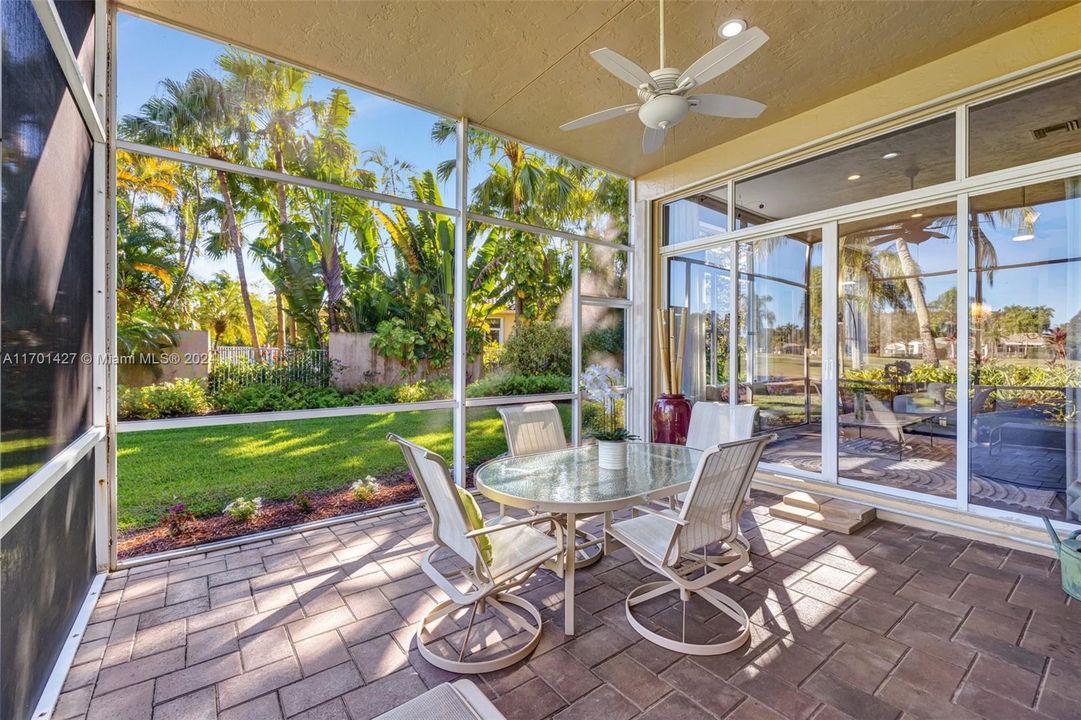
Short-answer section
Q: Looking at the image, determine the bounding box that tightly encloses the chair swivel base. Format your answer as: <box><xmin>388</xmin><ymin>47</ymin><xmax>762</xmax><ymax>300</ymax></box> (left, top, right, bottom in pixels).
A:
<box><xmin>625</xmin><ymin>581</ymin><xmax>750</xmax><ymax>656</ymax></box>
<box><xmin>544</xmin><ymin>527</ymin><xmax>603</xmax><ymax>572</ymax></box>
<box><xmin>416</xmin><ymin>593</ymin><xmax>544</xmax><ymax>674</ymax></box>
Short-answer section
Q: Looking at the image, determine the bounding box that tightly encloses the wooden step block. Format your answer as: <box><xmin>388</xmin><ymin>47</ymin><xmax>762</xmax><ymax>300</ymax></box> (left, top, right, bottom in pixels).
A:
<box><xmin>769</xmin><ymin>503</ymin><xmax>865</xmax><ymax>533</ymax></box>
<box><xmin>784</xmin><ymin>491</ymin><xmax>833</xmax><ymax>512</ymax></box>
<box><xmin>769</xmin><ymin>494</ymin><xmax>875</xmax><ymax>534</ymax></box>
<box><xmin>818</xmin><ymin>499</ymin><xmax>875</xmax><ymax>523</ymax></box>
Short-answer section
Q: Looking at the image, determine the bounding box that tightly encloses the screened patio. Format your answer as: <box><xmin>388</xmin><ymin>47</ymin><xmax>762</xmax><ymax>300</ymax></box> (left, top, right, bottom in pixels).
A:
<box><xmin>5</xmin><ymin>2</ymin><xmax>1081</xmax><ymax>720</ymax></box>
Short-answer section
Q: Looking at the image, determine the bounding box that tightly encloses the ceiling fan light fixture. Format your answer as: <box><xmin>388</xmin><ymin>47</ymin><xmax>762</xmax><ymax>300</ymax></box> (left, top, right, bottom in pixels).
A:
<box><xmin>638</xmin><ymin>94</ymin><xmax>689</xmax><ymax>129</ymax></box>
<box><xmin>720</xmin><ymin>19</ymin><xmax>747</xmax><ymax>38</ymax></box>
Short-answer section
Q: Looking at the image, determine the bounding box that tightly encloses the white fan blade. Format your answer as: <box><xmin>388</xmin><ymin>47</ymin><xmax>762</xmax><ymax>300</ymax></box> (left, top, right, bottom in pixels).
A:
<box><xmin>560</xmin><ymin>104</ymin><xmax>639</xmax><ymax>132</ymax></box>
<box><xmin>689</xmin><ymin>94</ymin><xmax>765</xmax><ymax>119</ymax></box>
<box><xmin>643</xmin><ymin>126</ymin><xmax>666</xmax><ymax>154</ymax></box>
<box><xmin>590</xmin><ymin>48</ymin><xmax>657</xmax><ymax>89</ymax></box>
<box><xmin>677</xmin><ymin>27</ymin><xmax>768</xmax><ymax>89</ymax></box>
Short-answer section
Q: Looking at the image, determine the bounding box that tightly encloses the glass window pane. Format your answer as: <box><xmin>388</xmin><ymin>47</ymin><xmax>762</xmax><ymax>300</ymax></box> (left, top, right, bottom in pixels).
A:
<box><xmin>969</xmin><ymin>73</ymin><xmax>1081</xmax><ymax>177</ymax></box>
<box><xmin>117</xmin><ymin>409</ymin><xmax>453</xmax><ymax>556</ymax></box>
<box><xmin>838</xmin><ymin>203</ymin><xmax>957</xmax><ymax>497</ymax></box>
<box><xmin>465</xmin><ymin>126</ymin><xmax>628</xmax><ymax>242</ymax></box>
<box><xmin>737</xmin><ymin>232</ymin><xmax>822</xmax><ymax>472</ymax></box>
<box><xmin>662</xmin><ymin>189</ymin><xmax>728</xmax><ymax>246</ymax></box>
<box><xmin>582</xmin><ymin>306</ymin><xmax>626</xmax><ymax>376</ymax></box>
<box><xmin>115</xmin><ymin>153</ymin><xmax>454</xmax><ymax>418</ymax></box>
<box><xmin>735</xmin><ymin>116</ymin><xmax>955</xmax><ymax>225</ymax></box>
<box><xmin>968</xmin><ymin>178</ymin><xmax>1081</xmax><ymax>523</ymax></box>
<box><xmin>666</xmin><ymin>247</ymin><xmax>733</xmax><ymax>401</ymax></box>
<box><xmin>580</xmin><ymin>243</ymin><xmax>627</xmax><ymax>299</ymax></box>
<box><xmin>117</xmin><ymin>13</ymin><xmax>457</xmax><ymax>204</ymax></box>
<box><xmin>466</xmin><ymin>226</ymin><xmax>572</xmax><ymax>398</ymax></box>
<box><xmin>2</xmin><ymin>0</ymin><xmax>95</xmax><ymax>494</ymax></box>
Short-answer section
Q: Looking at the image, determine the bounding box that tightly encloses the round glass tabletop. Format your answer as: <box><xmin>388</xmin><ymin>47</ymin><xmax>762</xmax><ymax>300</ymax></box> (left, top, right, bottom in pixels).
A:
<box><xmin>474</xmin><ymin>442</ymin><xmax>702</xmax><ymax>513</ymax></box>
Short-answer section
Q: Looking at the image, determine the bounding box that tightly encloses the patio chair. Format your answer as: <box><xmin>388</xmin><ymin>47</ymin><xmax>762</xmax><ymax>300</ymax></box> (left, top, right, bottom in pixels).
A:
<box><xmin>388</xmin><ymin>433</ymin><xmax>563</xmax><ymax>673</ymax></box>
<box><xmin>497</xmin><ymin>402</ymin><xmax>567</xmax><ymax>456</ymax></box>
<box><xmin>498</xmin><ymin>402</ymin><xmax>603</xmax><ymax>569</ymax></box>
<box><xmin>374</xmin><ymin>680</ymin><xmax>505</xmax><ymax>719</ymax></box>
<box><xmin>607</xmin><ymin>434</ymin><xmax>773</xmax><ymax>655</ymax></box>
<box><xmin>685</xmin><ymin>402</ymin><xmax>758</xmax><ymax>450</ymax></box>
<box><xmin>668</xmin><ymin>402</ymin><xmax>758</xmax><ymax>515</ymax></box>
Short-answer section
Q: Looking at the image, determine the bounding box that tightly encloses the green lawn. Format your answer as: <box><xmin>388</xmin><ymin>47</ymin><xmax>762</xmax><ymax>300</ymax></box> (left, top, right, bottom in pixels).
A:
<box><xmin>117</xmin><ymin>405</ymin><xmax>572</xmax><ymax>531</ymax></box>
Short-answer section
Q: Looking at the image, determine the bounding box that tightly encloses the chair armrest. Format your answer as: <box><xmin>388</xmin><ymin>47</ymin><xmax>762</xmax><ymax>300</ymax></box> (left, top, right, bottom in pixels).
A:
<box><xmin>465</xmin><ymin>513</ymin><xmax>559</xmax><ymax>538</ymax></box>
<box><xmin>629</xmin><ymin>505</ymin><xmax>687</xmax><ymax>525</ymax></box>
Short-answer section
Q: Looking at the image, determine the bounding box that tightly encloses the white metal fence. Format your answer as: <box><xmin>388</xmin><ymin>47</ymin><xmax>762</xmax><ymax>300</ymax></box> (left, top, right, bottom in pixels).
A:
<box><xmin>210</xmin><ymin>347</ymin><xmax>330</xmax><ymax>388</ymax></box>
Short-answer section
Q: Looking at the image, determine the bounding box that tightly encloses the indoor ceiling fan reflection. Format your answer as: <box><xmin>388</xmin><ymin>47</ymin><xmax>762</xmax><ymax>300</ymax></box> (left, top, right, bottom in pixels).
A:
<box><xmin>559</xmin><ymin>0</ymin><xmax>768</xmax><ymax>154</ymax></box>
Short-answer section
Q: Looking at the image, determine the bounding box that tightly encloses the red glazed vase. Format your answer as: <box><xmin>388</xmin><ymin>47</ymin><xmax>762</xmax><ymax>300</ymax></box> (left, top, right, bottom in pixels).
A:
<box><xmin>652</xmin><ymin>393</ymin><xmax>692</xmax><ymax>445</ymax></box>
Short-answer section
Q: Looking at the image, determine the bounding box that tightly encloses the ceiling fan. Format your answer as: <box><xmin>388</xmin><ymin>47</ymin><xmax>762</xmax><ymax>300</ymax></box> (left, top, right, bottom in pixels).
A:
<box><xmin>560</xmin><ymin>0</ymin><xmax>768</xmax><ymax>154</ymax></box>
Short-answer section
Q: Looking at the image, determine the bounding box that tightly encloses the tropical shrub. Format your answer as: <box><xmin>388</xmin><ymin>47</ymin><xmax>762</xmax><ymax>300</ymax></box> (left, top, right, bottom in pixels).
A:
<box><xmin>224</xmin><ymin>497</ymin><xmax>261</xmax><ymax>522</ymax></box>
<box><xmin>500</xmin><ymin>323</ymin><xmax>572</xmax><ymax>376</ymax></box>
<box><xmin>583</xmin><ymin>325</ymin><xmax>624</xmax><ymax>362</ymax></box>
<box><xmin>370</xmin><ymin>318</ymin><xmax>427</xmax><ymax>374</ymax></box>
<box><xmin>465</xmin><ymin>372</ymin><xmax>571</xmax><ymax>398</ymax></box>
<box><xmin>211</xmin><ymin>382</ymin><xmax>347</xmax><ymax>414</ymax></box>
<box><xmin>119</xmin><ymin>379</ymin><xmax>211</xmax><ymax>420</ymax></box>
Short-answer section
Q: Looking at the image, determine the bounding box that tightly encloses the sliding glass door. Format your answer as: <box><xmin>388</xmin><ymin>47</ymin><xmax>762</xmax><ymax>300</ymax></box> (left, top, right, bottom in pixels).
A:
<box><xmin>968</xmin><ymin>178</ymin><xmax>1081</xmax><ymax>523</ymax></box>
<box><xmin>836</xmin><ymin>203</ymin><xmax>958</xmax><ymax>499</ymax></box>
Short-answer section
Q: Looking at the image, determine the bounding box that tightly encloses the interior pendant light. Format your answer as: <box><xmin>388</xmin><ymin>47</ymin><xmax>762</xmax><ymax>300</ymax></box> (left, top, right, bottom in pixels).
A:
<box><xmin>1012</xmin><ymin>187</ymin><xmax>1038</xmax><ymax>242</ymax></box>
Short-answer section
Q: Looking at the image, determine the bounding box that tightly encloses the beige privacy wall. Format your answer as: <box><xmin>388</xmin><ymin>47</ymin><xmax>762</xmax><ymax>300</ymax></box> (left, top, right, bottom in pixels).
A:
<box><xmin>635</xmin><ymin>2</ymin><xmax>1081</xmax><ymax>201</ymax></box>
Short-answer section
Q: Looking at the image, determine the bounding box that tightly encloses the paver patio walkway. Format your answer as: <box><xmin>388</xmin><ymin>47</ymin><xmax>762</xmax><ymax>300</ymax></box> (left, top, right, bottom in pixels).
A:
<box><xmin>55</xmin><ymin>491</ymin><xmax>1079</xmax><ymax>720</ymax></box>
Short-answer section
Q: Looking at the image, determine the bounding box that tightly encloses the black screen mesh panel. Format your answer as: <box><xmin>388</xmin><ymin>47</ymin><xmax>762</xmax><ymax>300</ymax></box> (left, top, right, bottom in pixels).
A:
<box><xmin>2</xmin><ymin>0</ymin><xmax>95</xmax><ymax>495</ymax></box>
<box><xmin>0</xmin><ymin>451</ymin><xmax>97</xmax><ymax>720</ymax></box>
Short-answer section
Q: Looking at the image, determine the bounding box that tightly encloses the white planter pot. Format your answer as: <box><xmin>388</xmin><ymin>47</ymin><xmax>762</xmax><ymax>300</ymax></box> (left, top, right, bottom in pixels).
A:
<box><xmin>597</xmin><ymin>440</ymin><xmax>627</xmax><ymax>470</ymax></box>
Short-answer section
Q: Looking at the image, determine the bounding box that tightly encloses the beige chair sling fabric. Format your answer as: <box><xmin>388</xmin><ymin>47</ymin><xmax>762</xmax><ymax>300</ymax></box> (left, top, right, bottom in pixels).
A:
<box><xmin>498</xmin><ymin>402</ymin><xmax>567</xmax><ymax>457</ymax></box>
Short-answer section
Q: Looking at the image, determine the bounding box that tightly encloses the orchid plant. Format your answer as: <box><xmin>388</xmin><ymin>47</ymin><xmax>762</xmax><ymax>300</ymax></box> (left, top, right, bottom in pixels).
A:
<box><xmin>582</xmin><ymin>364</ymin><xmax>638</xmax><ymax>442</ymax></box>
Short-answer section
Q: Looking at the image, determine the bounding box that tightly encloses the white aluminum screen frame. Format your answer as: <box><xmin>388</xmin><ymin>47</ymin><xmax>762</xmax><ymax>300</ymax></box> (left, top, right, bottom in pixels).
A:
<box><xmin>103</xmin><ymin>13</ymin><xmax>636</xmax><ymax>565</ymax></box>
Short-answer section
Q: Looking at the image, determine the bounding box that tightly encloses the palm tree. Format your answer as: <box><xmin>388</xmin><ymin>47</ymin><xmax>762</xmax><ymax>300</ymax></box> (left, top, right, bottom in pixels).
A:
<box><xmin>120</xmin><ymin>70</ymin><xmax>262</xmax><ymax>351</ymax></box>
<box><xmin>115</xmin><ymin>149</ymin><xmax>178</xmax><ymax>219</ymax></box>
<box><xmin>193</xmin><ymin>273</ymin><xmax>268</xmax><ymax>347</ymax></box>
<box><xmin>843</xmin><ymin>218</ymin><xmax>952</xmax><ymax>366</ymax></box>
<box><xmin>220</xmin><ymin>51</ymin><xmax>311</xmax><ymax>354</ymax></box>
<box><xmin>290</xmin><ymin>88</ymin><xmax>375</xmax><ymax>337</ymax></box>
<box><xmin>363</xmin><ymin>146</ymin><xmax>416</xmax><ymax>196</ymax></box>
<box><xmin>432</xmin><ymin>120</ymin><xmax>587</xmax><ymax>230</ymax></box>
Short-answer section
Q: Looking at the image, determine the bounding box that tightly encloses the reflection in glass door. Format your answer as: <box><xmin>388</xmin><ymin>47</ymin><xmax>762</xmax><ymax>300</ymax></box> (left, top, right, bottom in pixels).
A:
<box><xmin>667</xmin><ymin>247</ymin><xmax>733</xmax><ymax>402</ymax></box>
<box><xmin>737</xmin><ymin>231</ymin><xmax>823</xmax><ymax>473</ymax></box>
<box><xmin>837</xmin><ymin>203</ymin><xmax>957</xmax><ymax>498</ymax></box>
<box><xmin>969</xmin><ymin>178</ymin><xmax>1081</xmax><ymax>523</ymax></box>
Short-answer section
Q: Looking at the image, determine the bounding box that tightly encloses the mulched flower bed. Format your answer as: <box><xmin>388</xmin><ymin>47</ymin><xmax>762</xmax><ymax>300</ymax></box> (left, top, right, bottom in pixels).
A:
<box><xmin>118</xmin><ymin>473</ymin><xmax>426</xmax><ymax>559</ymax></box>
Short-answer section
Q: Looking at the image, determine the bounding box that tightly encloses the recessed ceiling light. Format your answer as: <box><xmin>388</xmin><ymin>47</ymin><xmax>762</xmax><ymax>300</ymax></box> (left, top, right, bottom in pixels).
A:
<box><xmin>719</xmin><ymin>19</ymin><xmax>747</xmax><ymax>38</ymax></box>
<box><xmin>882</xmin><ymin>151</ymin><xmax>900</xmax><ymax>160</ymax></box>
<box><xmin>847</xmin><ymin>174</ymin><xmax>862</xmax><ymax>181</ymax></box>
<box><xmin>911</xmin><ymin>212</ymin><xmax>923</xmax><ymax>218</ymax></box>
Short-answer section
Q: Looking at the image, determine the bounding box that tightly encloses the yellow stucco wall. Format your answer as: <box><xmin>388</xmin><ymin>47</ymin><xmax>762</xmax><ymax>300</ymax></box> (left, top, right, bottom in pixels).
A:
<box><xmin>636</xmin><ymin>2</ymin><xmax>1081</xmax><ymax>201</ymax></box>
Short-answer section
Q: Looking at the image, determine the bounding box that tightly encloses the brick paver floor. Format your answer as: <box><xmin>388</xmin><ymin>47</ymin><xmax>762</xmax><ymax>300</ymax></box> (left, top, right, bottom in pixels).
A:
<box><xmin>55</xmin><ymin>491</ymin><xmax>1080</xmax><ymax>720</ymax></box>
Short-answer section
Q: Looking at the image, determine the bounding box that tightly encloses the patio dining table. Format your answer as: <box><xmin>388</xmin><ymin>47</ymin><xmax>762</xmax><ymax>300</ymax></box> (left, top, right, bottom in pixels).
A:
<box><xmin>474</xmin><ymin>442</ymin><xmax>702</xmax><ymax>635</ymax></box>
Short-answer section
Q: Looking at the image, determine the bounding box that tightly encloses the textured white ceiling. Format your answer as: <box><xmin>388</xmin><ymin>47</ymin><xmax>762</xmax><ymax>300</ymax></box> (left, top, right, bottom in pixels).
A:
<box><xmin>119</xmin><ymin>0</ymin><xmax>1073</xmax><ymax>177</ymax></box>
